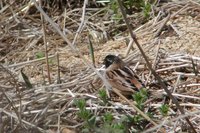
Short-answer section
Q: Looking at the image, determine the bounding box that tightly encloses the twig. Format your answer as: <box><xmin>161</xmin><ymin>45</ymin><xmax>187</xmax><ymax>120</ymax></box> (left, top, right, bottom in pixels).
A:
<box><xmin>0</xmin><ymin>65</ymin><xmax>23</xmax><ymax>126</ymax></box>
<box><xmin>1</xmin><ymin>109</ymin><xmax>45</xmax><ymax>132</ymax></box>
<box><xmin>6</xmin><ymin>1</ymin><xmax>31</xmax><ymax>21</ymax></box>
<box><xmin>143</xmin><ymin>110</ymin><xmax>200</xmax><ymax>133</ymax></box>
<box><xmin>169</xmin><ymin>75</ymin><xmax>181</xmax><ymax>105</ymax></box>
<box><xmin>39</xmin><ymin>0</ymin><xmax>51</xmax><ymax>84</ymax></box>
<box><xmin>67</xmin><ymin>89</ymin><xmax>76</xmax><ymax>97</ymax></box>
<box><xmin>0</xmin><ymin>111</ymin><xmax>3</xmax><ymax>133</ymax></box>
<box><xmin>112</xmin><ymin>87</ymin><xmax>157</xmax><ymax>126</ymax></box>
<box><xmin>162</xmin><ymin>92</ymin><xmax>200</xmax><ymax>100</ymax></box>
<box><xmin>31</xmin><ymin>0</ymin><xmax>111</xmax><ymax>92</ymax></box>
<box><xmin>169</xmin><ymin>23</ymin><xmax>182</xmax><ymax>37</ymax></box>
<box><xmin>56</xmin><ymin>52</ymin><xmax>61</xmax><ymax>84</ymax></box>
<box><xmin>71</xmin><ymin>0</ymin><xmax>88</xmax><ymax>46</ymax></box>
<box><xmin>172</xmin><ymin>72</ymin><xmax>200</xmax><ymax>77</ymax></box>
<box><xmin>1</xmin><ymin>89</ymin><xmax>22</xmax><ymax>122</ymax></box>
<box><xmin>125</xmin><ymin>39</ymin><xmax>134</xmax><ymax>57</ymax></box>
<box><xmin>117</xmin><ymin>0</ymin><xmax>197</xmax><ymax>132</ymax></box>
<box><xmin>57</xmin><ymin>107</ymin><xmax>61</xmax><ymax>133</ymax></box>
<box><xmin>153</xmin><ymin>13</ymin><xmax>171</xmax><ymax>38</ymax></box>
<box><xmin>6</xmin><ymin>55</ymin><xmax>56</xmax><ymax>68</ymax></box>
<box><xmin>156</xmin><ymin>64</ymin><xmax>190</xmax><ymax>72</ymax></box>
<box><xmin>145</xmin><ymin>41</ymin><xmax>160</xmax><ymax>85</ymax></box>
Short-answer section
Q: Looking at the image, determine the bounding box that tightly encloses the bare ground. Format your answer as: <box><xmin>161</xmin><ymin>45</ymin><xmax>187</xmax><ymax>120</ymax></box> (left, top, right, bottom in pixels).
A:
<box><xmin>0</xmin><ymin>0</ymin><xmax>200</xmax><ymax>133</ymax></box>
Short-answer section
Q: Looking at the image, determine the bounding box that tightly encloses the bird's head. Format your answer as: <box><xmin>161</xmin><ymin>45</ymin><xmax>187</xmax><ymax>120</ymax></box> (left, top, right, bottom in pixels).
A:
<box><xmin>103</xmin><ymin>55</ymin><xmax>122</xmax><ymax>68</ymax></box>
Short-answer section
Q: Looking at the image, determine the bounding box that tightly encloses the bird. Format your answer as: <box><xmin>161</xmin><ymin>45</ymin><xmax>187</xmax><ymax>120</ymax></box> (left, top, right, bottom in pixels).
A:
<box><xmin>103</xmin><ymin>54</ymin><xmax>145</xmax><ymax>95</ymax></box>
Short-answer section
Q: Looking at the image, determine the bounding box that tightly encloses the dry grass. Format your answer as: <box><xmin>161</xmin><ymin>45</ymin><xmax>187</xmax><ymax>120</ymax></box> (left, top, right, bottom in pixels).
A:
<box><xmin>0</xmin><ymin>0</ymin><xmax>200</xmax><ymax>132</ymax></box>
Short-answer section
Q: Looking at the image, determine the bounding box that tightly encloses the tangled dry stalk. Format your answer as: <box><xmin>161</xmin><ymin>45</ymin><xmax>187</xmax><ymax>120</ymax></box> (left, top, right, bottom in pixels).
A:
<box><xmin>0</xmin><ymin>0</ymin><xmax>200</xmax><ymax>132</ymax></box>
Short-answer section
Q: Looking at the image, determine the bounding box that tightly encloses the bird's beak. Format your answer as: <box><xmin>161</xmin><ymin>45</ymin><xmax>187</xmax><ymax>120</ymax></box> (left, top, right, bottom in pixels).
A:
<box><xmin>97</xmin><ymin>65</ymin><xmax>106</xmax><ymax>72</ymax></box>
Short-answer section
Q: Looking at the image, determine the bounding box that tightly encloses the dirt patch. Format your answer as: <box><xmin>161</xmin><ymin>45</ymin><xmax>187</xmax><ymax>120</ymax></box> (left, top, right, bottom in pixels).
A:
<box><xmin>1</xmin><ymin>0</ymin><xmax>200</xmax><ymax>132</ymax></box>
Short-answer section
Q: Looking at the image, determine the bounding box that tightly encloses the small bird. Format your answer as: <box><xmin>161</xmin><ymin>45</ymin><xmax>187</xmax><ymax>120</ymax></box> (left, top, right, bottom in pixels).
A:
<box><xmin>103</xmin><ymin>55</ymin><xmax>145</xmax><ymax>95</ymax></box>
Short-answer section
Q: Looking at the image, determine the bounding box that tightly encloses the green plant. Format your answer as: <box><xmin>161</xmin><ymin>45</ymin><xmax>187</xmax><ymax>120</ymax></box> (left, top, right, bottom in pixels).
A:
<box><xmin>98</xmin><ymin>89</ymin><xmax>109</xmax><ymax>105</ymax></box>
<box><xmin>36</xmin><ymin>51</ymin><xmax>45</xmax><ymax>59</ymax></box>
<box><xmin>120</xmin><ymin>114</ymin><xmax>150</xmax><ymax>132</ymax></box>
<box><xmin>20</xmin><ymin>69</ymin><xmax>33</xmax><ymax>89</ymax></box>
<box><xmin>74</xmin><ymin>99</ymin><xmax>132</xmax><ymax>133</ymax></box>
<box><xmin>47</xmin><ymin>59</ymin><xmax>54</xmax><ymax>65</ymax></box>
<box><xmin>74</xmin><ymin>99</ymin><xmax>93</xmax><ymax>120</ymax></box>
<box><xmin>141</xmin><ymin>1</ymin><xmax>151</xmax><ymax>19</ymax></box>
<box><xmin>132</xmin><ymin>88</ymin><xmax>148</xmax><ymax>110</ymax></box>
<box><xmin>103</xmin><ymin>112</ymin><xmax>114</xmax><ymax>123</ymax></box>
<box><xmin>97</xmin><ymin>0</ymin><xmax>152</xmax><ymax>20</ymax></box>
<box><xmin>88</xmin><ymin>35</ymin><xmax>96</xmax><ymax>67</ymax></box>
<box><xmin>110</xmin><ymin>0</ymin><xmax>122</xmax><ymax>20</ymax></box>
<box><xmin>132</xmin><ymin>114</ymin><xmax>144</xmax><ymax>124</ymax></box>
<box><xmin>36</xmin><ymin>51</ymin><xmax>54</xmax><ymax>64</ymax></box>
<box><xmin>159</xmin><ymin>104</ymin><xmax>169</xmax><ymax>116</ymax></box>
<box><xmin>74</xmin><ymin>97</ymin><xmax>151</xmax><ymax>132</ymax></box>
<box><xmin>74</xmin><ymin>99</ymin><xmax>96</xmax><ymax>132</ymax></box>
<box><xmin>99</xmin><ymin>113</ymin><xmax>127</xmax><ymax>133</ymax></box>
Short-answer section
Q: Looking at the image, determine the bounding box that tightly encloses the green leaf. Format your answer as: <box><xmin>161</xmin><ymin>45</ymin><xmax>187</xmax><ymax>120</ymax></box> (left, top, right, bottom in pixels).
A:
<box><xmin>36</xmin><ymin>51</ymin><xmax>45</xmax><ymax>59</ymax></box>
<box><xmin>88</xmin><ymin>35</ymin><xmax>95</xmax><ymax>67</ymax></box>
<box><xmin>103</xmin><ymin>113</ymin><xmax>113</xmax><ymax>123</ymax></box>
<box><xmin>159</xmin><ymin>104</ymin><xmax>169</xmax><ymax>116</ymax></box>
<box><xmin>142</xmin><ymin>1</ymin><xmax>151</xmax><ymax>19</ymax></box>
<box><xmin>77</xmin><ymin>109</ymin><xmax>92</xmax><ymax>120</ymax></box>
<box><xmin>74</xmin><ymin>99</ymin><xmax>86</xmax><ymax>111</ymax></box>
<box><xmin>99</xmin><ymin>89</ymin><xmax>108</xmax><ymax>104</ymax></box>
<box><xmin>20</xmin><ymin>69</ymin><xmax>33</xmax><ymax>89</ymax></box>
<box><xmin>132</xmin><ymin>88</ymin><xmax>148</xmax><ymax>110</ymax></box>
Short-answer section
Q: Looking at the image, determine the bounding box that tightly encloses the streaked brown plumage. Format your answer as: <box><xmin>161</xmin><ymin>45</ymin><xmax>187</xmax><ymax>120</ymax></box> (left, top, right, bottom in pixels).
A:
<box><xmin>103</xmin><ymin>55</ymin><xmax>145</xmax><ymax>95</ymax></box>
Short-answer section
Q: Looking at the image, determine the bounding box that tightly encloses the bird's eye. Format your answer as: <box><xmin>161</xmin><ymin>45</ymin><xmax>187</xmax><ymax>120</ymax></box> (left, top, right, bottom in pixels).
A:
<box><xmin>104</xmin><ymin>55</ymin><xmax>117</xmax><ymax>68</ymax></box>
<box><xmin>108</xmin><ymin>59</ymin><xmax>113</xmax><ymax>63</ymax></box>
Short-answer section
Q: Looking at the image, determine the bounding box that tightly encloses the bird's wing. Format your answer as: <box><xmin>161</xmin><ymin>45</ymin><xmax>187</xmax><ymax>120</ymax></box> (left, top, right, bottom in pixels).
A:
<box><xmin>105</xmin><ymin>66</ymin><xmax>144</xmax><ymax>93</ymax></box>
